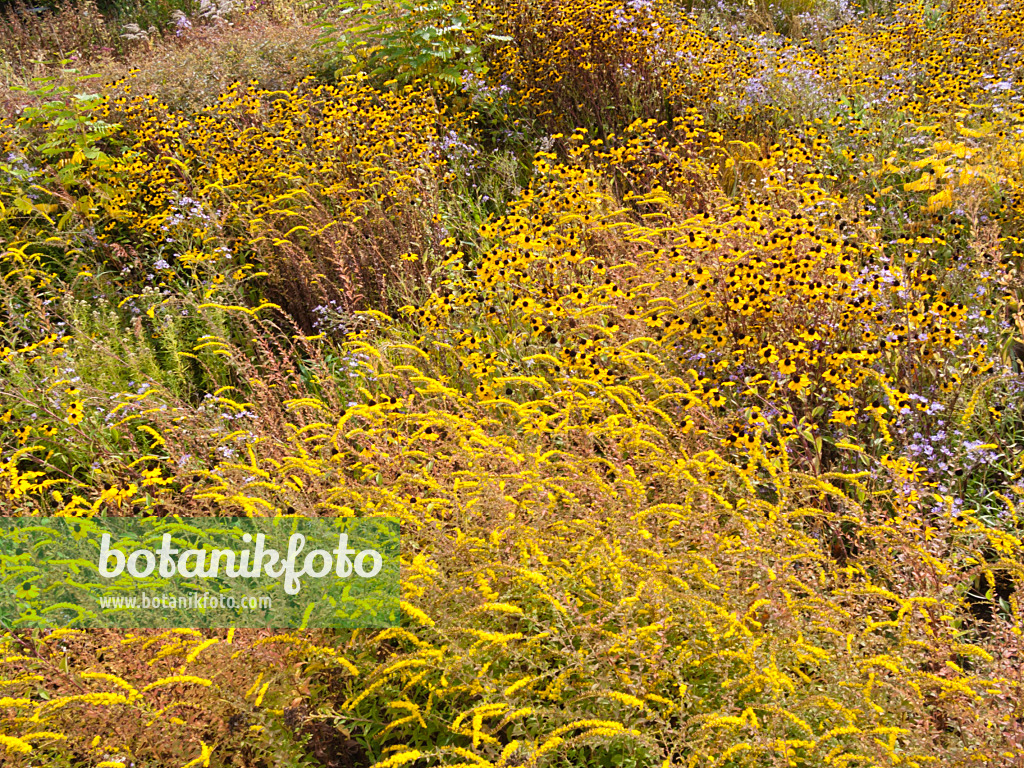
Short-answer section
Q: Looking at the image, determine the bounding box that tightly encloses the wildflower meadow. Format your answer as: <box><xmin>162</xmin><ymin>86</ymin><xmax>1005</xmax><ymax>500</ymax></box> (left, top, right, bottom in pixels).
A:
<box><xmin>2</xmin><ymin>0</ymin><xmax>1024</xmax><ymax>764</ymax></box>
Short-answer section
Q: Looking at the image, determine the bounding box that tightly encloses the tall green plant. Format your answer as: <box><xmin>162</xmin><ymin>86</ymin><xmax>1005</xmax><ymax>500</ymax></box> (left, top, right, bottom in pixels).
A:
<box><xmin>317</xmin><ymin>0</ymin><xmax>509</xmax><ymax>88</ymax></box>
<box><xmin>8</xmin><ymin>71</ymin><xmax>121</xmax><ymax>187</ymax></box>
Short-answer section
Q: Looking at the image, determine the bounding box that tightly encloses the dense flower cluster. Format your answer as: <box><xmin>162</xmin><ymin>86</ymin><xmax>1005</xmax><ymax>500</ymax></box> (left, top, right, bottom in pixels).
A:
<box><xmin>2</xmin><ymin>0</ymin><xmax>1024</xmax><ymax>765</ymax></box>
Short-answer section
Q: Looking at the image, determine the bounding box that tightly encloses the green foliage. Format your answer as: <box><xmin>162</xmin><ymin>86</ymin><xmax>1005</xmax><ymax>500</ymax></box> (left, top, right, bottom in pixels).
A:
<box><xmin>317</xmin><ymin>0</ymin><xmax>509</xmax><ymax>89</ymax></box>
<box><xmin>10</xmin><ymin>78</ymin><xmax>120</xmax><ymax>187</ymax></box>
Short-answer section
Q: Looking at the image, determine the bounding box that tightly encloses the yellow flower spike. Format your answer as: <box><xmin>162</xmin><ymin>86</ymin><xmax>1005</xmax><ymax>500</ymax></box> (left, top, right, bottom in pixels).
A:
<box><xmin>179</xmin><ymin>741</ymin><xmax>213</xmax><ymax>768</ymax></box>
<box><xmin>368</xmin><ymin>751</ymin><xmax>423</xmax><ymax>768</ymax></box>
<box><xmin>0</xmin><ymin>734</ymin><xmax>34</xmax><ymax>754</ymax></box>
<box><xmin>141</xmin><ymin>675</ymin><xmax>212</xmax><ymax>692</ymax></box>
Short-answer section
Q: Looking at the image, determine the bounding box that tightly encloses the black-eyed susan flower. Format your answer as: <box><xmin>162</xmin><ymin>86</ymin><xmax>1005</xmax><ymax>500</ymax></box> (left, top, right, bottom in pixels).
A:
<box><xmin>66</xmin><ymin>401</ymin><xmax>84</xmax><ymax>425</ymax></box>
<box><xmin>16</xmin><ymin>580</ymin><xmax>39</xmax><ymax>600</ymax></box>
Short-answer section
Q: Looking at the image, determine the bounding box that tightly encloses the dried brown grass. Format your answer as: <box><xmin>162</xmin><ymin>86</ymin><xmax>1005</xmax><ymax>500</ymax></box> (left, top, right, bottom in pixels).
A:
<box><xmin>0</xmin><ymin>0</ymin><xmax>326</xmax><ymax>116</ymax></box>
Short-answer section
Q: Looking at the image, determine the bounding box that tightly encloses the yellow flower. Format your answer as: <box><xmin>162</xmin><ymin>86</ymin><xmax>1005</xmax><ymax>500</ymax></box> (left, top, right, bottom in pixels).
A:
<box><xmin>831</xmin><ymin>410</ymin><xmax>857</xmax><ymax>426</ymax></box>
<box><xmin>66</xmin><ymin>401</ymin><xmax>84</xmax><ymax>425</ymax></box>
<box><xmin>16</xmin><ymin>581</ymin><xmax>39</xmax><ymax>600</ymax></box>
<box><xmin>787</xmin><ymin>374</ymin><xmax>811</xmax><ymax>394</ymax></box>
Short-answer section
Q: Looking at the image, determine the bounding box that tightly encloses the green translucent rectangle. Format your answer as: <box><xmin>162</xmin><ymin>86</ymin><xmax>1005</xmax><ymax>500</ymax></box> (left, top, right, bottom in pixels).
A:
<box><xmin>0</xmin><ymin>516</ymin><xmax>399</xmax><ymax>629</ymax></box>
